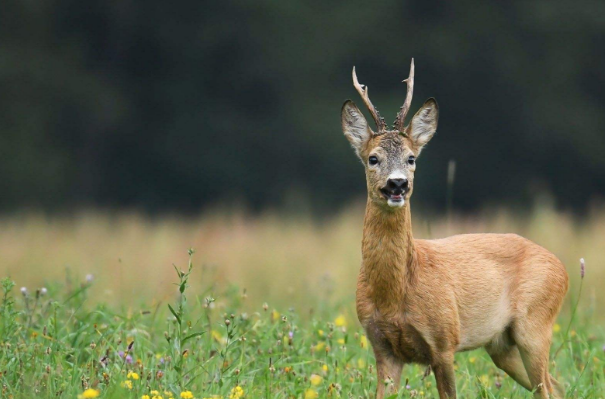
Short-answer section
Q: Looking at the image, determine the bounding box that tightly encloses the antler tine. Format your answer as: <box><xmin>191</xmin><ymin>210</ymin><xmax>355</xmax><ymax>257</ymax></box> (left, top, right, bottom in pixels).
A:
<box><xmin>394</xmin><ymin>58</ymin><xmax>415</xmax><ymax>132</ymax></box>
<box><xmin>352</xmin><ymin>67</ymin><xmax>387</xmax><ymax>132</ymax></box>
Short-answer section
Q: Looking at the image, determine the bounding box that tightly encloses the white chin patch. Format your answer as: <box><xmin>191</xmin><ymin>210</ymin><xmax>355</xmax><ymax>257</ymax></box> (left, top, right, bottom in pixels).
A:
<box><xmin>387</xmin><ymin>198</ymin><xmax>406</xmax><ymax>208</ymax></box>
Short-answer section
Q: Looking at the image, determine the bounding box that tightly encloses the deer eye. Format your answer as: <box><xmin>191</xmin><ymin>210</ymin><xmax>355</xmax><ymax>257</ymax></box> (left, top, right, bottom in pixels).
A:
<box><xmin>407</xmin><ymin>156</ymin><xmax>416</xmax><ymax>165</ymax></box>
<box><xmin>368</xmin><ymin>156</ymin><xmax>379</xmax><ymax>165</ymax></box>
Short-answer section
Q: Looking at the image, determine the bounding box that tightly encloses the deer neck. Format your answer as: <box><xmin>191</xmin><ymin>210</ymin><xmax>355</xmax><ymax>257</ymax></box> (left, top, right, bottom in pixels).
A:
<box><xmin>361</xmin><ymin>199</ymin><xmax>416</xmax><ymax>309</ymax></box>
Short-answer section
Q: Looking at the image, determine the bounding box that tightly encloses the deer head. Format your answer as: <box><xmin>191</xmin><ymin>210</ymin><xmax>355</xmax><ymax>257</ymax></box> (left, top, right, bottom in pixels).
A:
<box><xmin>341</xmin><ymin>59</ymin><xmax>439</xmax><ymax>209</ymax></box>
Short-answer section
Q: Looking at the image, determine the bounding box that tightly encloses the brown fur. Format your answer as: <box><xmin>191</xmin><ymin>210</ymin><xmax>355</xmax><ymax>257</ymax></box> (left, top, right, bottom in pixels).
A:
<box><xmin>342</xmin><ymin>81</ymin><xmax>569</xmax><ymax>398</ymax></box>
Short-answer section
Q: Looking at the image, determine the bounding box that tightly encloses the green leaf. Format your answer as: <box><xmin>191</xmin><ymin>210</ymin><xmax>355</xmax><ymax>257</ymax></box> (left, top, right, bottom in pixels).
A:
<box><xmin>172</xmin><ymin>263</ymin><xmax>181</xmax><ymax>278</ymax></box>
<box><xmin>181</xmin><ymin>331</ymin><xmax>205</xmax><ymax>345</ymax></box>
<box><xmin>168</xmin><ymin>304</ymin><xmax>181</xmax><ymax>325</ymax></box>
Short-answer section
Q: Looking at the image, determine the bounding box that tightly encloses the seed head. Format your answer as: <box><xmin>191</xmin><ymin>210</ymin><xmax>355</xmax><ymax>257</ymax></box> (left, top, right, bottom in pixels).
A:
<box><xmin>20</xmin><ymin>287</ymin><xmax>27</xmax><ymax>296</ymax></box>
<box><xmin>580</xmin><ymin>258</ymin><xmax>585</xmax><ymax>279</ymax></box>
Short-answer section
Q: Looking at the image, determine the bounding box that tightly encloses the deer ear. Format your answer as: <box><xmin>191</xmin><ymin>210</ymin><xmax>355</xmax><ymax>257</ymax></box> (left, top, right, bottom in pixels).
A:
<box><xmin>342</xmin><ymin>100</ymin><xmax>373</xmax><ymax>157</ymax></box>
<box><xmin>407</xmin><ymin>98</ymin><xmax>438</xmax><ymax>154</ymax></box>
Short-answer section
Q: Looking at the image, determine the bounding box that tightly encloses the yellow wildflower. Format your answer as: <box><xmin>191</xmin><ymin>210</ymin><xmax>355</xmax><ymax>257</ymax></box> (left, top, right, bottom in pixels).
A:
<box><xmin>81</xmin><ymin>389</ymin><xmax>100</xmax><ymax>398</ymax></box>
<box><xmin>314</xmin><ymin>342</ymin><xmax>325</xmax><ymax>352</ymax></box>
<box><xmin>479</xmin><ymin>374</ymin><xmax>489</xmax><ymax>385</ymax></box>
<box><xmin>142</xmin><ymin>396</ymin><xmax>151</xmax><ymax>399</ymax></box>
<box><xmin>360</xmin><ymin>335</ymin><xmax>368</xmax><ymax>349</ymax></box>
<box><xmin>318</xmin><ymin>329</ymin><xmax>324</xmax><ymax>337</ymax></box>
<box><xmin>165</xmin><ymin>391</ymin><xmax>174</xmax><ymax>397</ymax></box>
<box><xmin>304</xmin><ymin>389</ymin><xmax>318</xmax><ymax>399</ymax></box>
<box><xmin>322</xmin><ymin>364</ymin><xmax>328</xmax><ymax>372</ymax></box>
<box><xmin>553</xmin><ymin>324</ymin><xmax>561</xmax><ymax>333</ymax></box>
<box><xmin>469</xmin><ymin>357</ymin><xmax>476</xmax><ymax>364</ymax></box>
<box><xmin>334</xmin><ymin>315</ymin><xmax>346</xmax><ymax>327</ymax></box>
<box><xmin>127</xmin><ymin>371</ymin><xmax>140</xmax><ymax>380</ymax></box>
<box><xmin>180</xmin><ymin>391</ymin><xmax>194</xmax><ymax>399</ymax></box>
<box><xmin>229</xmin><ymin>386</ymin><xmax>244</xmax><ymax>399</ymax></box>
<box><xmin>309</xmin><ymin>374</ymin><xmax>322</xmax><ymax>386</ymax></box>
<box><xmin>122</xmin><ymin>380</ymin><xmax>133</xmax><ymax>390</ymax></box>
<box><xmin>271</xmin><ymin>310</ymin><xmax>280</xmax><ymax>322</ymax></box>
<box><xmin>337</xmin><ymin>338</ymin><xmax>345</xmax><ymax>345</ymax></box>
<box><xmin>151</xmin><ymin>392</ymin><xmax>160</xmax><ymax>396</ymax></box>
<box><xmin>153</xmin><ymin>396</ymin><xmax>164</xmax><ymax>399</ymax></box>
<box><xmin>357</xmin><ymin>358</ymin><xmax>365</xmax><ymax>369</ymax></box>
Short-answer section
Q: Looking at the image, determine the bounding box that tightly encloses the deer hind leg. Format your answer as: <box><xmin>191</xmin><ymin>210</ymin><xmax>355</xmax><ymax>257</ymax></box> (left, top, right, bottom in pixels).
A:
<box><xmin>486</xmin><ymin>344</ymin><xmax>532</xmax><ymax>390</ymax></box>
<box><xmin>513</xmin><ymin>322</ymin><xmax>562</xmax><ymax>399</ymax></box>
<box><xmin>374</xmin><ymin>351</ymin><xmax>403</xmax><ymax>399</ymax></box>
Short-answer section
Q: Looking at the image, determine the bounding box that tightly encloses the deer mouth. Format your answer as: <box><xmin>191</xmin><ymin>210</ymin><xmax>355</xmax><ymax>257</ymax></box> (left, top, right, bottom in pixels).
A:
<box><xmin>380</xmin><ymin>188</ymin><xmax>407</xmax><ymax>207</ymax></box>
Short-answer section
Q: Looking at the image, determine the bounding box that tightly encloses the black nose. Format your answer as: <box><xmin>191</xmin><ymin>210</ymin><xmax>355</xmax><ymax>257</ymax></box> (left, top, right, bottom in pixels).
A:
<box><xmin>386</xmin><ymin>178</ymin><xmax>408</xmax><ymax>194</ymax></box>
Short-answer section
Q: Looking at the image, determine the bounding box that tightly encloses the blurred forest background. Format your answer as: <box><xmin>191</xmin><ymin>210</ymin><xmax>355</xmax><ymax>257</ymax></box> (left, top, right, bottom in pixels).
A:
<box><xmin>2</xmin><ymin>0</ymin><xmax>605</xmax><ymax>215</ymax></box>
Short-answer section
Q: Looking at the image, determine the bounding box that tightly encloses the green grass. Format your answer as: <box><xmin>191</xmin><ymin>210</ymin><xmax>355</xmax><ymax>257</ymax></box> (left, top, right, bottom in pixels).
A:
<box><xmin>1</xmin><ymin>249</ymin><xmax>603</xmax><ymax>399</ymax></box>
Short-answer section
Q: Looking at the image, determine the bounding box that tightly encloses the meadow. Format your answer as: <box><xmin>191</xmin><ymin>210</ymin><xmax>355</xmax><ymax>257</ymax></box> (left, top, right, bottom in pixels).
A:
<box><xmin>1</xmin><ymin>203</ymin><xmax>604</xmax><ymax>398</ymax></box>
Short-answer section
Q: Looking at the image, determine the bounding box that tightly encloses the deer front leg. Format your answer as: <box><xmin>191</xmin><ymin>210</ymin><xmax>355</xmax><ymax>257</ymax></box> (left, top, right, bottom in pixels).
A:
<box><xmin>374</xmin><ymin>349</ymin><xmax>403</xmax><ymax>399</ymax></box>
<box><xmin>432</xmin><ymin>353</ymin><xmax>457</xmax><ymax>399</ymax></box>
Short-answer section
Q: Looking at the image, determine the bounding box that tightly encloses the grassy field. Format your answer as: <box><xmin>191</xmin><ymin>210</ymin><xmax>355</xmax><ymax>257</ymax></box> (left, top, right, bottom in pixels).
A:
<box><xmin>1</xmin><ymin>204</ymin><xmax>604</xmax><ymax>397</ymax></box>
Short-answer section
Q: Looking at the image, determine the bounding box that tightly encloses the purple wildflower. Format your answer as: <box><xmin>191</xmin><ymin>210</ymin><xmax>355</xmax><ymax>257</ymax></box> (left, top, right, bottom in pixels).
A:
<box><xmin>288</xmin><ymin>331</ymin><xmax>294</xmax><ymax>339</ymax></box>
<box><xmin>160</xmin><ymin>357</ymin><xmax>165</xmax><ymax>364</ymax></box>
<box><xmin>118</xmin><ymin>350</ymin><xmax>125</xmax><ymax>358</ymax></box>
<box><xmin>406</xmin><ymin>385</ymin><xmax>411</xmax><ymax>390</ymax></box>
<box><xmin>125</xmin><ymin>355</ymin><xmax>133</xmax><ymax>364</ymax></box>
<box><xmin>495</xmin><ymin>381</ymin><xmax>502</xmax><ymax>389</ymax></box>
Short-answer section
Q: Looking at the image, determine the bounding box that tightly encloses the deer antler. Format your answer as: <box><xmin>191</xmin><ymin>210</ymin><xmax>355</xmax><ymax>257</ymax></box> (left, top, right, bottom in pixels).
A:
<box><xmin>352</xmin><ymin>67</ymin><xmax>387</xmax><ymax>132</ymax></box>
<box><xmin>393</xmin><ymin>58</ymin><xmax>415</xmax><ymax>132</ymax></box>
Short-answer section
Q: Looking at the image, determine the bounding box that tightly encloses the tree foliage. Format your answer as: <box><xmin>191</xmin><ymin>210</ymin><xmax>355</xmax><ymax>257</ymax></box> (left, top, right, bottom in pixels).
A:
<box><xmin>1</xmin><ymin>1</ymin><xmax>604</xmax><ymax>212</ymax></box>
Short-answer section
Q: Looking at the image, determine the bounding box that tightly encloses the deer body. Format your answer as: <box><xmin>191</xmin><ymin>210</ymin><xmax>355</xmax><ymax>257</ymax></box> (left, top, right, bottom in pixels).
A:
<box><xmin>342</xmin><ymin>61</ymin><xmax>568</xmax><ymax>398</ymax></box>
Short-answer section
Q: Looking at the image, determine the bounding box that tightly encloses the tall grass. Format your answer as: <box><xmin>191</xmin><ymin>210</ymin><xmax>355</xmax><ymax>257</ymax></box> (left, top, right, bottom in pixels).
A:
<box><xmin>2</xmin><ymin>204</ymin><xmax>604</xmax><ymax>316</ymax></box>
<box><xmin>1</xmin><ymin>204</ymin><xmax>604</xmax><ymax>397</ymax></box>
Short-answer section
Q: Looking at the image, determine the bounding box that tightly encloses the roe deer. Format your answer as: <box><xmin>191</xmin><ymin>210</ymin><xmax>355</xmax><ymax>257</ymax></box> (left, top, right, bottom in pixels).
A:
<box><xmin>341</xmin><ymin>59</ymin><xmax>568</xmax><ymax>398</ymax></box>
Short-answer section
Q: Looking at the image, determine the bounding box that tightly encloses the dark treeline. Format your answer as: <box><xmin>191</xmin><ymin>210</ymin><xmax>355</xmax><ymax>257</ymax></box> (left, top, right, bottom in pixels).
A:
<box><xmin>1</xmin><ymin>1</ymin><xmax>604</xmax><ymax>214</ymax></box>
